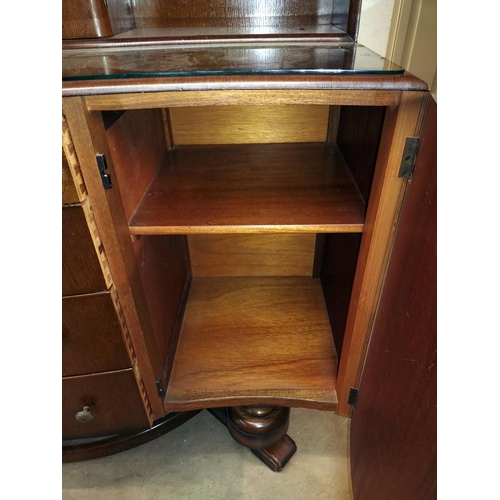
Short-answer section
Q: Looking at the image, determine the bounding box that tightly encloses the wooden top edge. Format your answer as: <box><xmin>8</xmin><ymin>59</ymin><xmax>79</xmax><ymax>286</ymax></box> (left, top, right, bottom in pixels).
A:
<box><xmin>63</xmin><ymin>73</ymin><xmax>427</xmax><ymax>98</ymax></box>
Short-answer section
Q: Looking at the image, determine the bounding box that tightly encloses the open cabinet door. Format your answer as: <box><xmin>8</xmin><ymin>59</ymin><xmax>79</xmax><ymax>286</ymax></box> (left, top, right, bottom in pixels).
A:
<box><xmin>350</xmin><ymin>96</ymin><xmax>437</xmax><ymax>500</ymax></box>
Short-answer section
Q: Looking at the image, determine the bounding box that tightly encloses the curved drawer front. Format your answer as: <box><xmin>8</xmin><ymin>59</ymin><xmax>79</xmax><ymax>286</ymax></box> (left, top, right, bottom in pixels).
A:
<box><xmin>62</xmin><ymin>290</ymin><xmax>132</xmax><ymax>377</ymax></box>
<box><xmin>62</xmin><ymin>203</ymin><xmax>110</xmax><ymax>296</ymax></box>
<box><xmin>62</xmin><ymin>369</ymin><xmax>150</xmax><ymax>440</ymax></box>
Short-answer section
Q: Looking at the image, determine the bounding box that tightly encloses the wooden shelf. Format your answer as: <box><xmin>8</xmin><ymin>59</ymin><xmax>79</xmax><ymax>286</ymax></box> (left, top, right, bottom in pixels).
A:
<box><xmin>129</xmin><ymin>143</ymin><xmax>365</xmax><ymax>234</ymax></box>
<box><xmin>164</xmin><ymin>276</ymin><xmax>338</xmax><ymax>411</ymax></box>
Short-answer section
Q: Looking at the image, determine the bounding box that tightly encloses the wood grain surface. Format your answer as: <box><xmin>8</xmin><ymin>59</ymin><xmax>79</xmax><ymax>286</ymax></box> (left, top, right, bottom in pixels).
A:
<box><xmin>63</xmin><ymin>369</ymin><xmax>150</xmax><ymax>440</ymax></box>
<box><xmin>62</xmin><ymin>290</ymin><xmax>132</xmax><ymax>377</ymax></box>
<box><xmin>62</xmin><ymin>203</ymin><xmax>109</xmax><ymax>296</ymax></box>
<box><xmin>350</xmin><ymin>97</ymin><xmax>436</xmax><ymax>500</ymax></box>
<box><xmin>169</xmin><ymin>105</ymin><xmax>329</xmax><ymax>145</ymax></box>
<box><xmin>188</xmin><ymin>234</ymin><xmax>316</xmax><ymax>277</ymax></box>
<box><xmin>132</xmin><ymin>0</ymin><xmax>335</xmax><ymax>28</ymax></box>
<box><xmin>164</xmin><ymin>276</ymin><xmax>338</xmax><ymax>411</ymax></box>
<box><xmin>128</xmin><ymin>143</ymin><xmax>365</xmax><ymax>234</ymax></box>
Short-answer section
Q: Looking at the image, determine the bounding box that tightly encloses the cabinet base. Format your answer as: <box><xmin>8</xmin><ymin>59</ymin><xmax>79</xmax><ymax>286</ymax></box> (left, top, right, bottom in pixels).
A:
<box><xmin>207</xmin><ymin>407</ymin><xmax>297</xmax><ymax>472</ymax></box>
<box><xmin>62</xmin><ymin>407</ymin><xmax>297</xmax><ymax>471</ymax></box>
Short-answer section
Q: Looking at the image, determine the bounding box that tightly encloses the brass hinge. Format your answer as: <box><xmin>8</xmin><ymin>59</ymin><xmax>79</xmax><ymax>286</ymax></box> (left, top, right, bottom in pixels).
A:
<box><xmin>398</xmin><ymin>137</ymin><xmax>420</xmax><ymax>180</ymax></box>
<box><xmin>348</xmin><ymin>387</ymin><xmax>359</xmax><ymax>406</ymax></box>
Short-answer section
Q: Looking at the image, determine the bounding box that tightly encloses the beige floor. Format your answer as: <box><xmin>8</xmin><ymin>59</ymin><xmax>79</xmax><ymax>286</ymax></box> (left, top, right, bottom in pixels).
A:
<box><xmin>62</xmin><ymin>408</ymin><xmax>353</xmax><ymax>500</ymax></box>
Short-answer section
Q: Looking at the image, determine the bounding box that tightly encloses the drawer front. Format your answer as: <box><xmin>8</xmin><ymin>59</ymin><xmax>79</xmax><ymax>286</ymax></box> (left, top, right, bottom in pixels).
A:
<box><xmin>62</xmin><ymin>203</ymin><xmax>109</xmax><ymax>296</ymax></box>
<box><xmin>63</xmin><ymin>369</ymin><xmax>151</xmax><ymax>440</ymax></box>
<box><xmin>62</xmin><ymin>291</ymin><xmax>132</xmax><ymax>377</ymax></box>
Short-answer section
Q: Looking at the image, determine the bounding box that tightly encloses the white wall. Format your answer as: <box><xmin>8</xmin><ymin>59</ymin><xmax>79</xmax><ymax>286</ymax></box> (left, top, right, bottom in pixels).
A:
<box><xmin>358</xmin><ymin>0</ymin><xmax>437</xmax><ymax>93</ymax></box>
<box><xmin>357</xmin><ymin>0</ymin><xmax>396</xmax><ymax>57</ymax></box>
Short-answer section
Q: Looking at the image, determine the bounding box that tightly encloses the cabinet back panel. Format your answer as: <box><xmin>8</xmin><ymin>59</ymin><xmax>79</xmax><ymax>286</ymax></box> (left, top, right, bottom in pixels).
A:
<box><xmin>169</xmin><ymin>105</ymin><xmax>329</xmax><ymax>145</ymax></box>
<box><xmin>188</xmin><ymin>234</ymin><xmax>315</xmax><ymax>277</ymax></box>
<box><xmin>132</xmin><ymin>1</ymin><xmax>335</xmax><ymax>28</ymax></box>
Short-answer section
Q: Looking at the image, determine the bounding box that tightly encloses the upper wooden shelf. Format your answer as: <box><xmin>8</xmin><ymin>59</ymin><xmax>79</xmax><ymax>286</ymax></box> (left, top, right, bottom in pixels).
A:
<box><xmin>164</xmin><ymin>276</ymin><xmax>339</xmax><ymax>411</ymax></box>
<box><xmin>128</xmin><ymin>143</ymin><xmax>365</xmax><ymax>234</ymax></box>
<box><xmin>62</xmin><ymin>25</ymin><xmax>353</xmax><ymax>49</ymax></box>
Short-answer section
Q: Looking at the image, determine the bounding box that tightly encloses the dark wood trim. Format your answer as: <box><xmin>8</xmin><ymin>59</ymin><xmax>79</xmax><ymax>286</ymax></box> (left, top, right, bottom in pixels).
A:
<box><xmin>62</xmin><ymin>411</ymin><xmax>201</xmax><ymax>463</ymax></box>
<box><xmin>63</xmin><ymin>73</ymin><xmax>428</xmax><ymax>98</ymax></box>
<box><xmin>207</xmin><ymin>408</ymin><xmax>297</xmax><ymax>472</ymax></box>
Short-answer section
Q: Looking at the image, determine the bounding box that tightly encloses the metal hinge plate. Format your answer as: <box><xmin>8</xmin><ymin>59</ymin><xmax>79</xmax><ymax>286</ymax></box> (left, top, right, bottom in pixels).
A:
<box><xmin>155</xmin><ymin>379</ymin><xmax>165</xmax><ymax>397</ymax></box>
<box><xmin>398</xmin><ymin>137</ymin><xmax>420</xmax><ymax>180</ymax></box>
<box><xmin>96</xmin><ymin>153</ymin><xmax>113</xmax><ymax>190</ymax></box>
<box><xmin>348</xmin><ymin>387</ymin><xmax>359</xmax><ymax>406</ymax></box>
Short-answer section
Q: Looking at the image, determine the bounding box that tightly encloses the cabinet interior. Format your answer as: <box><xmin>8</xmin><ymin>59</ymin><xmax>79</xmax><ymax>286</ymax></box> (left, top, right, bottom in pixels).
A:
<box><xmin>102</xmin><ymin>103</ymin><xmax>385</xmax><ymax>411</ymax></box>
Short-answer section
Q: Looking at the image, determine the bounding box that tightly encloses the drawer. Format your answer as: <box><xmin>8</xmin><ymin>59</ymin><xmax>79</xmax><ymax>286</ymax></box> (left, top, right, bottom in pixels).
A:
<box><xmin>62</xmin><ymin>203</ymin><xmax>110</xmax><ymax>296</ymax></box>
<box><xmin>63</xmin><ymin>369</ymin><xmax>151</xmax><ymax>440</ymax></box>
<box><xmin>62</xmin><ymin>290</ymin><xmax>132</xmax><ymax>377</ymax></box>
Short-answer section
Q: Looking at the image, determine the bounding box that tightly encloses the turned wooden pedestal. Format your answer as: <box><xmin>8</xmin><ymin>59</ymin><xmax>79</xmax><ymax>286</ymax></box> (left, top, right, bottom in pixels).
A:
<box><xmin>209</xmin><ymin>407</ymin><xmax>297</xmax><ymax>472</ymax></box>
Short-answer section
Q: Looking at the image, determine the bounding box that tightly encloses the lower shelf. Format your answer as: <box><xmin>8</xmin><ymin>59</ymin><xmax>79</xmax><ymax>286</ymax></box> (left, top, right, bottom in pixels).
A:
<box><xmin>164</xmin><ymin>276</ymin><xmax>338</xmax><ymax>411</ymax></box>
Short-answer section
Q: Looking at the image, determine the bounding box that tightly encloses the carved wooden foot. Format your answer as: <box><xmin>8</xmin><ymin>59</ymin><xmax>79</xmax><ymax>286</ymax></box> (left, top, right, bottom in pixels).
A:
<box><xmin>207</xmin><ymin>406</ymin><xmax>297</xmax><ymax>472</ymax></box>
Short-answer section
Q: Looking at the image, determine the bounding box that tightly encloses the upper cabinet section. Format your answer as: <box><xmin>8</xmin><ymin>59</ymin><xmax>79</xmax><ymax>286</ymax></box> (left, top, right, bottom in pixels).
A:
<box><xmin>62</xmin><ymin>1</ymin><xmax>424</xmax><ymax>94</ymax></box>
<box><xmin>63</xmin><ymin>0</ymin><xmax>361</xmax><ymax>39</ymax></box>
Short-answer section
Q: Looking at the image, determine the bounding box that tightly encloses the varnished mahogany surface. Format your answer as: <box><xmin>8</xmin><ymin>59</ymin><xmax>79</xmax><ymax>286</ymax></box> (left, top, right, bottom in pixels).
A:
<box><xmin>164</xmin><ymin>276</ymin><xmax>338</xmax><ymax>411</ymax></box>
<box><xmin>63</xmin><ymin>369</ymin><xmax>150</xmax><ymax>440</ymax></box>
<box><xmin>128</xmin><ymin>143</ymin><xmax>365</xmax><ymax>234</ymax></box>
<box><xmin>350</xmin><ymin>98</ymin><xmax>436</xmax><ymax>500</ymax></box>
<box><xmin>132</xmin><ymin>0</ymin><xmax>336</xmax><ymax>28</ymax></box>
<box><xmin>188</xmin><ymin>234</ymin><xmax>316</xmax><ymax>277</ymax></box>
<box><xmin>62</xmin><ymin>291</ymin><xmax>132</xmax><ymax>377</ymax></box>
<box><xmin>62</xmin><ymin>205</ymin><xmax>108</xmax><ymax>296</ymax></box>
<box><xmin>169</xmin><ymin>105</ymin><xmax>330</xmax><ymax>145</ymax></box>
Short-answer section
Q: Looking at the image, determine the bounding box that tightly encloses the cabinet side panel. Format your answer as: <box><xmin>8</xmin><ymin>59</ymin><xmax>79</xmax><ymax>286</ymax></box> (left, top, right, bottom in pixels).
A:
<box><xmin>337</xmin><ymin>106</ymin><xmax>386</xmax><ymax>204</ymax></box>
<box><xmin>106</xmin><ymin>109</ymin><xmax>167</xmax><ymax>222</ymax></box>
<box><xmin>132</xmin><ymin>235</ymin><xmax>190</xmax><ymax>379</ymax></box>
<box><xmin>321</xmin><ymin>233</ymin><xmax>361</xmax><ymax>357</ymax></box>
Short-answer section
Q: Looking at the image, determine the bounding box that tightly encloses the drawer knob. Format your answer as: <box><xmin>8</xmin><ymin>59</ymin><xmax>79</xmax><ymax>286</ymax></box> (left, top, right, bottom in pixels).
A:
<box><xmin>74</xmin><ymin>406</ymin><xmax>94</xmax><ymax>423</ymax></box>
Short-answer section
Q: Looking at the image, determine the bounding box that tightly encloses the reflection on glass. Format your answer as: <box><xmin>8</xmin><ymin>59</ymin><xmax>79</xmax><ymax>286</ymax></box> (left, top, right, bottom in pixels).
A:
<box><xmin>62</xmin><ymin>43</ymin><xmax>404</xmax><ymax>81</ymax></box>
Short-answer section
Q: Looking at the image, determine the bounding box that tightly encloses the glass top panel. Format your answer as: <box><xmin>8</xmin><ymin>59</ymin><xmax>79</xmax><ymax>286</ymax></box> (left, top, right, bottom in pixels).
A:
<box><xmin>62</xmin><ymin>43</ymin><xmax>404</xmax><ymax>81</ymax></box>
